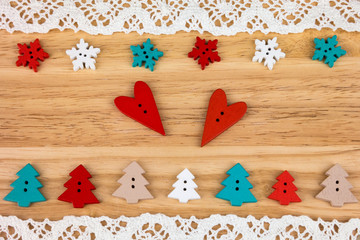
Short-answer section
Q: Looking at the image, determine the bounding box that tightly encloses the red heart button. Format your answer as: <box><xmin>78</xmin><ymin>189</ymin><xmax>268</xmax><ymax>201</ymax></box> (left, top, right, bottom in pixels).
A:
<box><xmin>114</xmin><ymin>81</ymin><xmax>165</xmax><ymax>135</ymax></box>
<box><xmin>201</xmin><ymin>89</ymin><xmax>247</xmax><ymax>147</ymax></box>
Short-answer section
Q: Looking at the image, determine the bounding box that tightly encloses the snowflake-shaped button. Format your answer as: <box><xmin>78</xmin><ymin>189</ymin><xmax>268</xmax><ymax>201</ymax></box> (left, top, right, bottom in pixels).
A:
<box><xmin>312</xmin><ymin>35</ymin><xmax>346</xmax><ymax>68</ymax></box>
<box><xmin>16</xmin><ymin>39</ymin><xmax>49</xmax><ymax>72</ymax></box>
<box><xmin>130</xmin><ymin>38</ymin><xmax>163</xmax><ymax>72</ymax></box>
<box><xmin>252</xmin><ymin>37</ymin><xmax>285</xmax><ymax>70</ymax></box>
<box><xmin>188</xmin><ymin>37</ymin><xmax>221</xmax><ymax>70</ymax></box>
<box><xmin>66</xmin><ymin>39</ymin><xmax>101</xmax><ymax>71</ymax></box>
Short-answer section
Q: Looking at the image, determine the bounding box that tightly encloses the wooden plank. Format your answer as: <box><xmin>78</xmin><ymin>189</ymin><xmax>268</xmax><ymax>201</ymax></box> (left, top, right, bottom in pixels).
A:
<box><xmin>0</xmin><ymin>29</ymin><xmax>359</xmax><ymax>221</ymax></box>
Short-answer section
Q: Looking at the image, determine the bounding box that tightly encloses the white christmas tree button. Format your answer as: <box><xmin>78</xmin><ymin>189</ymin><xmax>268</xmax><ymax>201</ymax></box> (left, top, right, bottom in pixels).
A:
<box><xmin>168</xmin><ymin>168</ymin><xmax>200</xmax><ymax>203</ymax></box>
<box><xmin>66</xmin><ymin>39</ymin><xmax>100</xmax><ymax>71</ymax></box>
<box><xmin>252</xmin><ymin>37</ymin><xmax>285</xmax><ymax>70</ymax></box>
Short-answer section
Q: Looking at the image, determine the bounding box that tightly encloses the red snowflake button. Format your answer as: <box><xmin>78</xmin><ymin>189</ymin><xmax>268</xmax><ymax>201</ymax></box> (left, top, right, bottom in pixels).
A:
<box><xmin>188</xmin><ymin>37</ymin><xmax>221</xmax><ymax>70</ymax></box>
<box><xmin>16</xmin><ymin>39</ymin><xmax>49</xmax><ymax>72</ymax></box>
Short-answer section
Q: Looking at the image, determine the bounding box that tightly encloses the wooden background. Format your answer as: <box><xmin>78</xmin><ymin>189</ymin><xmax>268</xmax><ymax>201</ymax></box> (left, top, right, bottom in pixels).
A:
<box><xmin>0</xmin><ymin>29</ymin><xmax>359</xmax><ymax>222</ymax></box>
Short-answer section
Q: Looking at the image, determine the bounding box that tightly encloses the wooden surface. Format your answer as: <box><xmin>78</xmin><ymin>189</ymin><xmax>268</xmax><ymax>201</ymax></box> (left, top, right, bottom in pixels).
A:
<box><xmin>0</xmin><ymin>29</ymin><xmax>359</xmax><ymax>222</ymax></box>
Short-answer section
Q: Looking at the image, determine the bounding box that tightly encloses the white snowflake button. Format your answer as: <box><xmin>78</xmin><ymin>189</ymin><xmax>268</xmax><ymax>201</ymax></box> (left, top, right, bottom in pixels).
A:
<box><xmin>66</xmin><ymin>39</ymin><xmax>100</xmax><ymax>71</ymax></box>
<box><xmin>252</xmin><ymin>37</ymin><xmax>285</xmax><ymax>70</ymax></box>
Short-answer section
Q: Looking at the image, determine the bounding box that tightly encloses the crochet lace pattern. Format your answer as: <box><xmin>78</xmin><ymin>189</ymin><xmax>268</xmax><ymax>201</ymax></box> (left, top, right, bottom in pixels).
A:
<box><xmin>0</xmin><ymin>214</ymin><xmax>359</xmax><ymax>239</ymax></box>
<box><xmin>0</xmin><ymin>0</ymin><xmax>359</xmax><ymax>35</ymax></box>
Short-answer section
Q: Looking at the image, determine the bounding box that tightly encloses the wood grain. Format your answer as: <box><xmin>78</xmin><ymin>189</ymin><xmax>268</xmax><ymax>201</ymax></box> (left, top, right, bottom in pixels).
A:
<box><xmin>0</xmin><ymin>29</ymin><xmax>359</xmax><ymax>221</ymax></box>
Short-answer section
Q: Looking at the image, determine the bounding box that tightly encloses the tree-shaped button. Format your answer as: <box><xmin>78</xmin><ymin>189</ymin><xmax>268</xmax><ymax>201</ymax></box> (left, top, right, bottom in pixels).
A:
<box><xmin>4</xmin><ymin>163</ymin><xmax>46</xmax><ymax>207</ymax></box>
<box><xmin>112</xmin><ymin>161</ymin><xmax>153</xmax><ymax>204</ymax></box>
<box><xmin>168</xmin><ymin>168</ymin><xmax>200</xmax><ymax>203</ymax></box>
<box><xmin>216</xmin><ymin>163</ymin><xmax>257</xmax><ymax>206</ymax></box>
<box><xmin>268</xmin><ymin>170</ymin><xmax>301</xmax><ymax>205</ymax></box>
<box><xmin>316</xmin><ymin>163</ymin><xmax>358</xmax><ymax>207</ymax></box>
<box><xmin>58</xmin><ymin>164</ymin><xmax>99</xmax><ymax>208</ymax></box>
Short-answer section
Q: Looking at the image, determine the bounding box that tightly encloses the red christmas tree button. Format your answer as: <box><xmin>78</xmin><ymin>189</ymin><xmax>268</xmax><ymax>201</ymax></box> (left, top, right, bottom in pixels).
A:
<box><xmin>268</xmin><ymin>170</ymin><xmax>301</xmax><ymax>205</ymax></box>
<box><xmin>58</xmin><ymin>164</ymin><xmax>99</xmax><ymax>208</ymax></box>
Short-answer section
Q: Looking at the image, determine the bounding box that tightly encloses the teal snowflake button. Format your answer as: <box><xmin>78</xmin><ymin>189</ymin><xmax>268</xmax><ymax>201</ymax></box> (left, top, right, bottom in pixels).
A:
<box><xmin>312</xmin><ymin>35</ymin><xmax>346</xmax><ymax>68</ymax></box>
<box><xmin>130</xmin><ymin>38</ymin><xmax>163</xmax><ymax>71</ymax></box>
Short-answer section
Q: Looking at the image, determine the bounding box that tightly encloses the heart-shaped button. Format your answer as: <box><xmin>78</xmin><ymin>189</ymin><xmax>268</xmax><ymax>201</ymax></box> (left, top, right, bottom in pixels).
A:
<box><xmin>114</xmin><ymin>81</ymin><xmax>165</xmax><ymax>135</ymax></box>
<box><xmin>201</xmin><ymin>89</ymin><xmax>247</xmax><ymax>147</ymax></box>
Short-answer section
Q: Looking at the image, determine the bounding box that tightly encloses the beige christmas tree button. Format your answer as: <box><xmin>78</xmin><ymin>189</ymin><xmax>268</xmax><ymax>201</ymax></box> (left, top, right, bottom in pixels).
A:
<box><xmin>112</xmin><ymin>161</ymin><xmax>153</xmax><ymax>204</ymax></box>
<box><xmin>316</xmin><ymin>163</ymin><xmax>358</xmax><ymax>207</ymax></box>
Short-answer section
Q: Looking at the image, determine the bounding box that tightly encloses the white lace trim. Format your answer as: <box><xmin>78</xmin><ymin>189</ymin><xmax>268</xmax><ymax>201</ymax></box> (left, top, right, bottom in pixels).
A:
<box><xmin>0</xmin><ymin>214</ymin><xmax>359</xmax><ymax>239</ymax></box>
<box><xmin>0</xmin><ymin>0</ymin><xmax>360</xmax><ymax>35</ymax></box>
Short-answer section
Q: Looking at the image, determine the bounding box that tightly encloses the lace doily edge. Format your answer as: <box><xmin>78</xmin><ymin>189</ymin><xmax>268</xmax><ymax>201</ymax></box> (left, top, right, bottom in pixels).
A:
<box><xmin>0</xmin><ymin>213</ymin><xmax>354</xmax><ymax>224</ymax></box>
<box><xmin>1</xmin><ymin>25</ymin><xmax>360</xmax><ymax>36</ymax></box>
<box><xmin>0</xmin><ymin>213</ymin><xmax>359</xmax><ymax>240</ymax></box>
